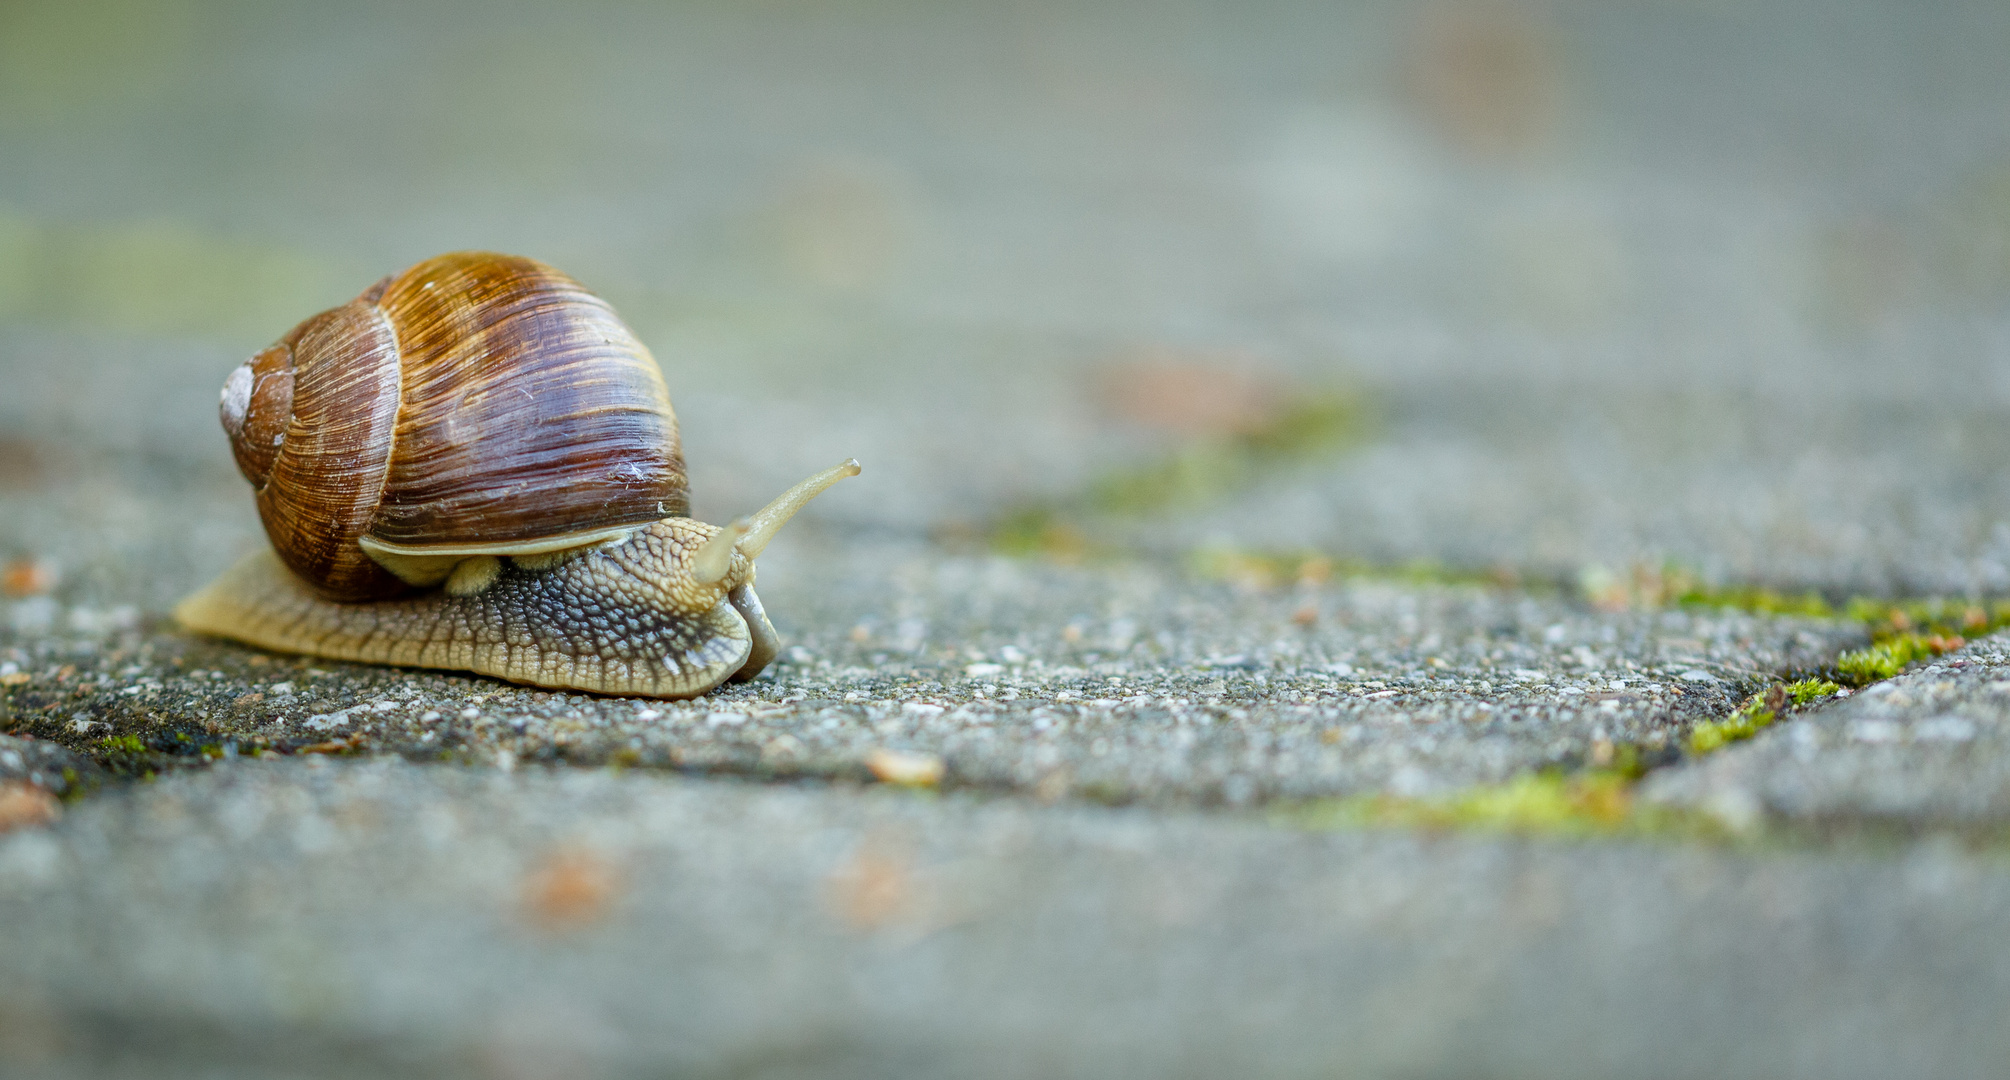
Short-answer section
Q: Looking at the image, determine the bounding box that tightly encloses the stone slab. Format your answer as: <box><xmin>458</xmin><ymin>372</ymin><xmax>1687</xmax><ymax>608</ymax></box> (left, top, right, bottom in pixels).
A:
<box><xmin>4</xmin><ymin>758</ymin><xmax>2009</xmax><ymax>1080</ymax></box>
<box><xmin>1645</xmin><ymin>630</ymin><xmax>2010</xmax><ymax>831</ymax></box>
<box><xmin>3</xmin><ymin>544</ymin><xmax>1860</xmax><ymax>805</ymax></box>
<box><xmin>4</xmin><ymin>3</ymin><xmax>2010</xmax><ymax>597</ymax></box>
<box><xmin>2</xmin><ymin>2</ymin><xmax>2010</xmax><ymax>1075</ymax></box>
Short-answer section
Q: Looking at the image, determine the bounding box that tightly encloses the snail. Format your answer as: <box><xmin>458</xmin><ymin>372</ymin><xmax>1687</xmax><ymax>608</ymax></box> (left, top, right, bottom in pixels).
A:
<box><xmin>174</xmin><ymin>251</ymin><xmax>858</xmax><ymax>699</ymax></box>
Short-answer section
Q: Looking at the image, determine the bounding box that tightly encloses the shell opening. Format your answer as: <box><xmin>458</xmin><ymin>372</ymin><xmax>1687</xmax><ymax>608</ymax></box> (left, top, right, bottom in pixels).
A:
<box><xmin>736</xmin><ymin>458</ymin><xmax>862</xmax><ymax>561</ymax></box>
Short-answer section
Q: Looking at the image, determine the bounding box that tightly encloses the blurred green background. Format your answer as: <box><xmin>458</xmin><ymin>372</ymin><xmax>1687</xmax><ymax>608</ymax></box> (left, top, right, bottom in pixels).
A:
<box><xmin>5</xmin><ymin>1</ymin><xmax>2005</xmax><ymax>351</ymax></box>
<box><xmin>4</xmin><ymin>0</ymin><xmax>2010</xmax><ymax>593</ymax></box>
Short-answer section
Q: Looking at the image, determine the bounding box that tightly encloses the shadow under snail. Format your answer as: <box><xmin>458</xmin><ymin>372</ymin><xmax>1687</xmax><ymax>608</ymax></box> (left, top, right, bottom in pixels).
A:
<box><xmin>174</xmin><ymin>251</ymin><xmax>859</xmax><ymax>699</ymax></box>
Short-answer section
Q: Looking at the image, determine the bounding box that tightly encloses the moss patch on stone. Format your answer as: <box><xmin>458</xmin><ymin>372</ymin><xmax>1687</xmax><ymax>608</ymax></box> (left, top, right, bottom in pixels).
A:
<box><xmin>1824</xmin><ymin>600</ymin><xmax>2010</xmax><ymax>686</ymax></box>
<box><xmin>1611</xmin><ymin>575</ymin><xmax>2010</xmax><ymax>689</ymax></box>
<box><xmin>988</xmin><ymin>505</ymin><xmax>1095</xmax><ymax>562</ymax></box>
<box><xmin>1577</xmin><ymin>563</ymin><xmax>1832</xmax><ymax>616</ymax></box>
<box><xmin>985</xmin><ymin>386</ymin><xmax>1371</xmax><ymax>559</ymax></box>
<box><xmin>1787</xmin><ymin>678</ymin><xmax>1842</xmax><ymax>705</ymax></box>
<box><xmin>1088</xmin><ymin>392</ymin><xmax>1368</xmax><ymax>515</ymax></box>
<box><xmin>1834</xmin><ymin>636</ymin><xmax>1943</xmax><ymax>686</ymax></box>
<box><xmin>1688</xmin><ymin>696</ymin><xmax>1775</xmax><ymax>754</ymax></box>
<box><xmin>1275</xmin><ymin>768</ymin><xmax>1723</xmax><ymax>841</ymax></box>
<box><xmin>1689</xmin><ymin>678</ymin><xmax>1845</xmax><ymax>755</ymax></box>
<box><xmin>1452</xmin><ymin>560</ymin><xmax>2010</xmax><ymax>690</ymax></box>
<box><xmin>1184</xmin><ymin>547</ymin><xmax>1517</xmax><ymax>592</ymax></box>
<box><xmin>95</xmin><ymin>734</ymin><xmax>145</xmax><ymax>754</ymax></box>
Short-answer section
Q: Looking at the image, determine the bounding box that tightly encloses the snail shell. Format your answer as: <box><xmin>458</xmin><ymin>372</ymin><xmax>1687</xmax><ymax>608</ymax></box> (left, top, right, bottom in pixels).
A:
<box><xmin>219</xmin><ymin>252</ymin><xmax>688</xmax><ymax>601</ymax></box>
<box><xmin>176</xmin><ymin>251</ymin><xmax>858</xmax><ymax>698</ymax></box>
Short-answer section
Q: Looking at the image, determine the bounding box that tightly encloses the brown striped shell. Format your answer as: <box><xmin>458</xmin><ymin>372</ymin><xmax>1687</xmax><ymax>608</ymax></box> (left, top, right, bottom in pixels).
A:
<box><xmin>219</xmin><ymin>252</ymin><xmax>689</xmax><ymax>602</ymax></box>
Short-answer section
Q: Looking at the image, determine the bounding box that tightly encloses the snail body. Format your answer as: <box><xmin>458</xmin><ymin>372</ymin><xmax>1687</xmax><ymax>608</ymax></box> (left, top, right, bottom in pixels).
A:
<box><xmin>175</xmin><ymin>252</ymin><xmax>857</xmax><ymax>698</ymax></box>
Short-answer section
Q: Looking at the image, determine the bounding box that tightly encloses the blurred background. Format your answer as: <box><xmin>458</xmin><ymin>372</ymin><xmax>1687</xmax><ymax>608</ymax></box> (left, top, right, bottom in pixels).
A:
<box><xmin>4</xmin><ymin>0</ymin><xmax>2010</xmax><ymax>607</ymax></box>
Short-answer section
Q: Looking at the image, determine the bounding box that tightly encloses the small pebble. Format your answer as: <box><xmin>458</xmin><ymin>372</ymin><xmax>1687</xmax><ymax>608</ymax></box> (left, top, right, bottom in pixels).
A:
<box><xmin>867</xmin><ymin>749</ymin><xmax>945</xmax><ymax>788</ymax></box>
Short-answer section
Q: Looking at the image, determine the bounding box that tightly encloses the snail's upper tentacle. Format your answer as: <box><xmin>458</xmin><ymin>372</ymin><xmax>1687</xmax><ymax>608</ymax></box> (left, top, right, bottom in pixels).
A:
<box><xmin>737</xmin><ymin>459</ymin><xmax>861</xmax><ymax>560</ymax></box>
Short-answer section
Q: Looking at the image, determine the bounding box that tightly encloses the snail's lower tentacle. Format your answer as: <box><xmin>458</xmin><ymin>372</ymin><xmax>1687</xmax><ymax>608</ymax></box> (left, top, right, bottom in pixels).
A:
<box><xmin>176</xmin><ymin>524</ymin><xmax>757</xmax><ymax>698</ymax></box>
<box><xmin>726</xmin><ymin>584</ymin><xmax>779</xmax><ymax>682</ymax></box>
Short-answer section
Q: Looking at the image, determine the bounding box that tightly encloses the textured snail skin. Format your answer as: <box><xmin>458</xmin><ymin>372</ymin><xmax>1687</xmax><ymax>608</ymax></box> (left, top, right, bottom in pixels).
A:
<box><xmin>174</xmin><ymin>518</ymin><xmax>780</xmax><ymax>698</ymax></box>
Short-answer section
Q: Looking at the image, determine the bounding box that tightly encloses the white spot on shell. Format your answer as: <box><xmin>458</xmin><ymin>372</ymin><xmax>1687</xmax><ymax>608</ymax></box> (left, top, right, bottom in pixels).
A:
<box><xmin>221</xmin><ymin>363</ymin><xmax>253</xmax><ymax>433</ymax></box>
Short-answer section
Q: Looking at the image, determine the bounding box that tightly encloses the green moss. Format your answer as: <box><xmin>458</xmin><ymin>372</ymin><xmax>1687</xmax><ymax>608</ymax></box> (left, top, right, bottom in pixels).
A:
<box><xmin>1076</xmin><ymin>780</ymin><xmax>1133</xmax><ymax>806</ymax></box>
<box><xmin>1577</xmin><ymin>563</ymin><xmax>1834</xmax><ymax>616</ymax></box>
<box><xmin>1185</xmin><ymin>546</ymin><xmax>1506</xmax><ymax>592</ymax></box>
<box><xmin>96</xmin><ymin>734</ymin><xmax>145</xmax><ymax>754</ymax></box>
<box><xmin>1688</xmin><ymin>679</ymin><xmax>1843</xmax><ymax>755</ymax></box>
<box><xmin>1244</xmin><ymin>393</ymin><xmax>1368</xmax><ymax>458</ymax></box>
<box><xmin>1852</xmin><ymin>599</ymin><xmax>2010</xmax><ymax>644</ymax></box>
<box><xmin>986</xmin><ymin>386</ymin><xmax>1369</xmax><ymax>556</ymax></box>
<box><xmin>1577</xmin><ymin>565</ymin><xmax>2010</xmax><ymax>640</ymax></box>
<box><xmin>988</xmin><ymin>505</ymin><xmax>1093</xmax><ymax>562</ymax></box>
<box><xmin>1188</xmin><ymin>547</ymin><xmax>1321</xmax><ymax>589</ymax></box>
<box><xmin>1596</xmin><ymin>740</ymin><xmax>1651</xmax><ymax>780</ymax></box>
<box><xmin>1786</xmin><ymin>678</ymin><xmax>1842</xmax><ymax>705</ymax></box>
<box><xmin>91</xmin><ymin>732</ymin><xmax>166</xmax><ymax>777</ymax></box>
<box><xmin>1089</xmin><ymin>445</ymin><xmax>1247</xmax><ymax>515</ymax></box>
<box><xmin>1263</xmin><ymin>579</ymin><xmax>1997</xmax><ymax>839</ymax></box>
<box><xmin>1834</xmin><ymin>634</ymin><xmax>1939</xmax><ymax>686</ymax></box>
<box><xmin>1580</xmin><ymin>565</ymin><xmax>2010</xmax><ymax>689</ymax></box>
<box><xmin>1819</xmin><ymin>600</ymin><xmax>2010</xmax><ymax>686</ymax></box>
<box><xmin>1088</xmin><ymin>392</ymin><xmax>1367</xmax><ymax>516</ymax></box>
<box><xmin>1276</xmin><ymin>769</ymin><xmax>1718</xmax><ymax>840</ymax></box>
<box><xmin>1689</xmin><ymin>701</ymin><xmax>1775</xmax><ymax>755</ymax></box>
<box><xmin>1679</xmin><ymin>584</ymin><xmax>1834</xmax><ymax>619</ymax></box>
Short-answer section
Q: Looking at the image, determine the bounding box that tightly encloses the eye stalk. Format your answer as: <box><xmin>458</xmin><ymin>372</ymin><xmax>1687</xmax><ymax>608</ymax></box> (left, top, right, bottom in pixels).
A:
<box><xmin>690</xmin><ymin>520</ymin><xmax>749</xmax><ymax>587</ymax></box>
<box><xmin>691</xmin><ymin>458</ymin><xmax>862</xmax><ymax>586</ymax></box>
